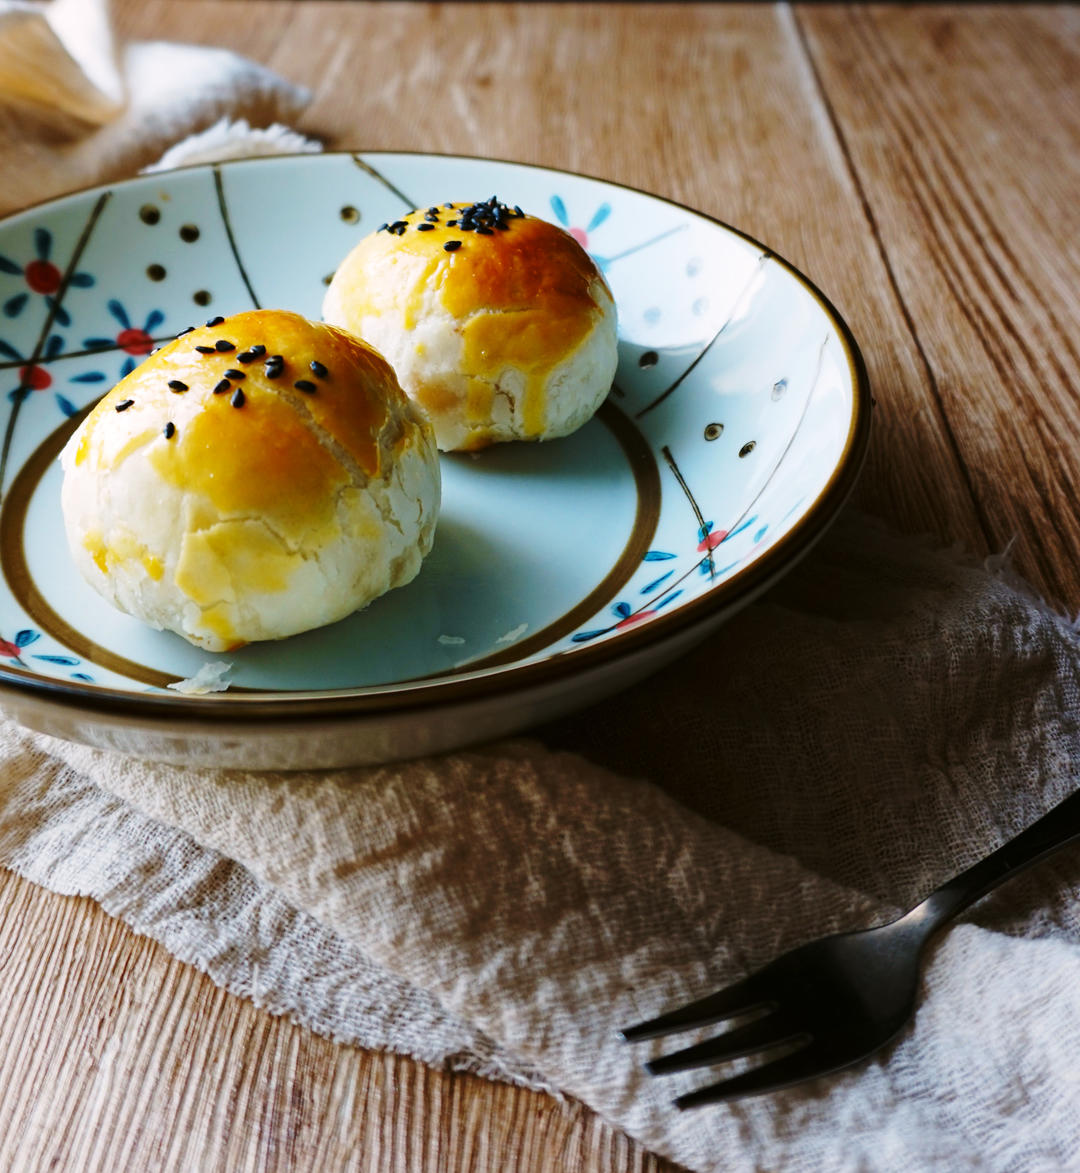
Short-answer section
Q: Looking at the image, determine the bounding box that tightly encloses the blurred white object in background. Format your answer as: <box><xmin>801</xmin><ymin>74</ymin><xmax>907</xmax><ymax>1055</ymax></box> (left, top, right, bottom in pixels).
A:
<box><xmin>144</xmin><ymin>116</ymin><xmax>321</xmax><ymax>173</ymax></box>
<box><xmin>0</xmin><ymin>0</ymin><xmax>315</xmax><ymax>214</ymax></box>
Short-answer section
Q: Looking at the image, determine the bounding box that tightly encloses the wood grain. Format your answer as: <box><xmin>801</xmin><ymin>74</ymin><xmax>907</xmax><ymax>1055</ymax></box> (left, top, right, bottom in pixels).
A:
<box><xmin>2</xmin><ymin>3</ymin><xmax>1078</xmax><ymax>1170</ymax></box>
<box><xmin>798</xmin><ymin>3</ymin><xmax>1080</xmax><ymax>608</ymax></box>
<box><xmin>0</xmin><ymin>868</ymin><xmax>671</xmax><ymax>1173</ymax></box>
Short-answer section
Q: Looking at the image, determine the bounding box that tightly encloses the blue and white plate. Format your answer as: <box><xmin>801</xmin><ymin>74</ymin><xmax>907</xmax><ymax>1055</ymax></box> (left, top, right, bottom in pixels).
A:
<box><xmin>0</xmin><ymin>153</ymin><xmax>871</xmax><ymax>768</ymax></box>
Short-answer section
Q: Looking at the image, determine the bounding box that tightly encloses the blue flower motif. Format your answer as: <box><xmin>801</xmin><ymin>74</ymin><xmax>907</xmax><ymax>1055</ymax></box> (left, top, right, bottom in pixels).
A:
<box><xmin>641</xmin><ymin>571</ymin><xmax>674</xmax><ymax>594</ymax></box>
<box><xmin>549</xmin><ymin>195</ymin><xmax>613</xmax><ymax>269</ymax></box>
<box><xmin>0</xmin><ymin>227</ymin><xmax>93</xmax><ymax>320</ymax></box>
<box><xmin>4</xmin><ymin>333</ymin><xmax>63</xmax><ymax>402</ymax></box>
<box><xmin>84</xmin><ymin>300</ymin><xmax>164</xmax><ymax>355</ymax></box>
<box><xmin>0</xmin><ymin>627</ymin><xmax>91</xmax><ymax>680</ymax></box>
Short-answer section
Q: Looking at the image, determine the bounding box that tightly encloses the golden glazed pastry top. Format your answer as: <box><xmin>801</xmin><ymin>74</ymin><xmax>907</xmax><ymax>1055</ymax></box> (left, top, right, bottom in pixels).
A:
<box><xmin>73</xmin><ymin>309</ymin><xmax>414</xmax><ymax>541</ymax></box>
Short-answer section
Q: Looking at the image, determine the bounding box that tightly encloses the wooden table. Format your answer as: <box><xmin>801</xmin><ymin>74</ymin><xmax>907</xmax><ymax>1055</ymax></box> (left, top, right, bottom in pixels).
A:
<box><xmin>1</xmin><ymin>4</ymin><xmax>1077</xmax><ymax>1169</ymax></box>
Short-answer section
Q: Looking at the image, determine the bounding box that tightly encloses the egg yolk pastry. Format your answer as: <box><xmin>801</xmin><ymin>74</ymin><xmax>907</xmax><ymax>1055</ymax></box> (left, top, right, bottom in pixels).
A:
<box><xmin>323</xmin><ymin>197</ymin><xmax>618</xmax><ymax>452</ymax></box>
<box><xmin>60</xmin><ymin>309</ymin><xmax>441</xmax><ymax>652</ymax></box>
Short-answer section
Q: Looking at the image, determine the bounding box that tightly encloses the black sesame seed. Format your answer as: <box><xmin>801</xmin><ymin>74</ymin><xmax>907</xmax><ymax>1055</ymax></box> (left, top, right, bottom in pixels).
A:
<box><xmin>476</xmin><ymin>225</ymin><xmax>493</xmax><ymax>235</ymax></box>
<box><xmin>236</xmin><ymin>351</ymin><xmax>256</xmax><ymax>363</ymax></box>
<box><xmin>389</xmin><ymin>220</ymin><xmax>407</xmax><ymax>232</ymax></box>
<box><xmin>447</xmin><ymin>219</ymin><xmax>458</xmax><ymax>227</ymax></box>
<box><xmin>175</xmin><ymin>326</ymin><xmax>195</xmax><ymax>337</ymax></box>
<box><xmin>223</xmin><ymin>369</ymin><xmax>245</xmax><ymax>380</ymax></box>
<box><xmin>417</xmin><ymin>223</ymin><xmax>435</xmax><ymax>231</ymax></box>
<box><xmin>496</xmin><ymin>221</ymin><xmax>510</xmax><ymax>230</ymax></box>
<box><xmin>513</xmin><ymin>205</ymin><xmax>524</xmax><ymax>217</ymax></box>
<box><xmin>459</xmin><ymin>222</ymin><xmax>475</xmax><ymax>231</ymax></box>
<box><xmin>424</xmin><ymin>212</ymin><xmax>439</xmax><ymax>222</ymax></box>
<box><xmin>249</xmin><ymin>344</ymin><xmax>266</xmax><ymax>357</ymax></box>
<box><xmin>213</xmin><ymin>379</ymin><xmax>231</xmax><ymax>394</ymax></box>
<box><xmin>194</xmin><ymin>345</ymin><xmax>215</xmax><ymax>354</ymax></box>
<box><xmin>168</xmin><ymin>380</ymin><xmax>188</xmax><ymax>391</ymax></box>
<box><xmin>428</xmin><ymin>207</ymin><xmax>440</xmax><ymax>215</ymax></box>
<box><xmin>230</xmin><ymin>387</ymin><xmax>245</xmax><ymax>408</ymax></box>
<box><xmin>115</xmin><ymin>399</ymin><xmax>134</xmax><ymax>412</ymax></box>
<box><xmin>294</xmin><ymin>379</ymin><xmax>316</xmax><ymax>393</ymax></box>
<box><xmin>309</xmin><ymin>360</ymin><xmax>328</xmax><ymax>379</ymax></box>
<box><xmin>206</xmin><ymin>316</ymin><xmax>225</xmax><ymax>327</ymax></box>
<box><xmin>215</xmin><ymin>340</ymin><xmax>235</xmax><ymax>352</ymax></box>
<box><xmin>444</xmin><ymin>202</ymin><xmax>455</xmax><ymax>209</ymax></box>
<box><xmin>163</xmin><ymin>421</ymin><xmax>176</xmax><ymax>439</ymax></box>
<box><xmin>377</xmin><ymin>222</ymin><xmax>388</xmax><ymax>232</ymax></box>
<box><xmin>444</xmin><ymin>240</ymin><xmax>462</xmax><ymax>252</ymax></box>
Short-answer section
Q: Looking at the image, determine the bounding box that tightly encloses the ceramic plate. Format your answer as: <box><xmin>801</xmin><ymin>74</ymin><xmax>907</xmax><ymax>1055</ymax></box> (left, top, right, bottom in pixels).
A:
<box><xmin>0</xmin><ymin>153</ymin><xmax>870</xmax><ymax>768</ymax></box>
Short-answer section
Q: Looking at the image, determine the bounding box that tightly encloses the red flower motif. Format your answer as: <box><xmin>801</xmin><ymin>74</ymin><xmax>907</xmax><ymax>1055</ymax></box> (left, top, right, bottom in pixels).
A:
<box><xmin>23</xmin><ymin>259</ymin><xmax>62</xmax><ymax>295</ymax></box>
<box><xmin>19</xmin><ymin>364</ymin><xmax>51</xmax><ymax>391</ymax></box>
<box><xmin>116</xmin><ymin>327</ymin><xmax>154</xmax><ymax>355</ymax></box>
<box><xmin>698</xmin><ymin>529</ymin><xmax>727</xmax><ymax>552</ymax></box>
<box><xmin>0</xmin><ymin>639</ymin><xmax>19</xmax><ymax>659</ymax></box>
<box><xmin>615</xmin><ymin>609</ymin><xmax>657</xmax><ymax>629</ymax></box>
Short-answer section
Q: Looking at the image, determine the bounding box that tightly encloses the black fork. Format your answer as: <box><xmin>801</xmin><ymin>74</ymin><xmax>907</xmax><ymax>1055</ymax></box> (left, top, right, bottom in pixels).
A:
<box><xmin>621</xmin><ymin>788</ymin><xmax>1080</xmax><ymax>1108</ymax></box>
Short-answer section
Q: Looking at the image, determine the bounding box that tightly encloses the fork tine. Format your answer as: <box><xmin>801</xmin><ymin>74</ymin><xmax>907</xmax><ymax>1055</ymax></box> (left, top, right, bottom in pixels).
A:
<box><xmin>672</xmin><ymin>1043</ymin><xmax>832</xmax><ymax>1109</ymax></box>
<box><xmin>619</xmin><ymin>974</ymin><xmax>771</xmax><ymax>1042</ymax></box>
<box><xmin>646</xmin><ymin>1013</ymin><xmax>805</xmax><ymax>1075</ymax></box>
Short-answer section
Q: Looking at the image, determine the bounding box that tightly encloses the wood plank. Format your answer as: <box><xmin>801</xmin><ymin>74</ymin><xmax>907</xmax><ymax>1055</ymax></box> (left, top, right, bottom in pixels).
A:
<box><xmin>797</xmin><ymin>3</ymin><xmax>1080</xmax><ymax>609</ymax></box>
<box><xmin>0</xmin><ymin>868</ymin><xmax>674</xmax><ymax>1172</ymax></box>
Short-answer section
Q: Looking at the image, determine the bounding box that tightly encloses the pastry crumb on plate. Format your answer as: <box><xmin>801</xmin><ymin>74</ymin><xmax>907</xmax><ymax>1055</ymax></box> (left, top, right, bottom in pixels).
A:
<box><xmin>167</xmin><ymin>661</ymin><xmax>233</xmax><ymax>695</ymax></box>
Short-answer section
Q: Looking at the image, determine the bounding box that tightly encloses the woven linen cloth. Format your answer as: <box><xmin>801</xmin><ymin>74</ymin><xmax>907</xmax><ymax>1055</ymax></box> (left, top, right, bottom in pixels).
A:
<box><xmin>3</xmin><ymin>8</ymin><xmax>1080</xmax><ymax>1170</ymax></box>
<box><xmin>4</xmin><ymin>511</ymin><xmax>1080</xmax><ymax>1172</ymax></box>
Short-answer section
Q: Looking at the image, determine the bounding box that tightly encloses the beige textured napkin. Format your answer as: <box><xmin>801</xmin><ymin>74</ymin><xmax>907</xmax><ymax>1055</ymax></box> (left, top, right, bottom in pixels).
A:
<box><xmin>3</xmin><ymin>512</ymin><xmax>1080</xmax><ymax>1171</ymax></box>
<box><xmin>2</xmin><ymin>7</ymin><xmax>1080</xmax><ymax>1170</ymax></box>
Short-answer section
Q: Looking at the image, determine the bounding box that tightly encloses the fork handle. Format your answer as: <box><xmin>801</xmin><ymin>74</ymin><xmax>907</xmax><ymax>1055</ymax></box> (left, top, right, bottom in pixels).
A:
<box><xmin>907</xmin><ymin>787</ymin><xmax>1080</xmax><ymax>937</ymax></box>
